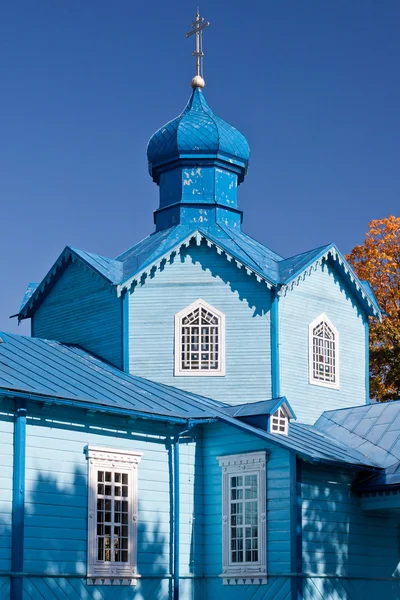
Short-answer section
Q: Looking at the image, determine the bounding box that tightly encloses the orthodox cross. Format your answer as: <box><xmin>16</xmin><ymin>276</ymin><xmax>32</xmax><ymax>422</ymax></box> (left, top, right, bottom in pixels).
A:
<box><xmin>186</xmin><ymin>11</ymin><xmax>210</xmax><ymax>82</ymax></box>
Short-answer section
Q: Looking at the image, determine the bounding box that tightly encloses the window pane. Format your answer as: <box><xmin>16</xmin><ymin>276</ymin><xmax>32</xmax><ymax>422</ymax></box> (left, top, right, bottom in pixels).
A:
<box><xmin>312</xmin><ymin>320</ymin><xmax>336</xmax><ymax>383</ymax></box>
<box><xmin>180</xmin><ymin>304</ymin><xmax>220</xmax><ymax>371</ymax></box>
<box><xmin>229</xmin><ymin>472</ymin><xmax>259</xmax><ymax>565</ymax></box>
<box><xmin>95</xmin><ymin>470</ymin><xmax>130</xmax><ymax>565</ymax></box>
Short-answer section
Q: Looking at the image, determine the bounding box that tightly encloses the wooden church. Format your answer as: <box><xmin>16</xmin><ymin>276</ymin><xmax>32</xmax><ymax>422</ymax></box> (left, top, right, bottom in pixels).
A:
<box><xmin>1</xmin><ymin>13</ymin><xmax>400</xmax><ymax>600</ymax></box>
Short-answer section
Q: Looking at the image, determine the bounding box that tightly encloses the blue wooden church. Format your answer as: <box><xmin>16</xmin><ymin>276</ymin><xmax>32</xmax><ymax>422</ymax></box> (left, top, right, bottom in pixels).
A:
<box><xmin>1</xmin><ymin>14</ymin><xmax>400</xmax><ymax>600</ymax></box>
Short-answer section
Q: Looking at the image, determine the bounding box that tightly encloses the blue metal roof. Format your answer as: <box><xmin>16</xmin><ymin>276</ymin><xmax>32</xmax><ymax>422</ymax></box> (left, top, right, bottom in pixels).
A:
<box><xmin>0</xmin><ymin>332</ymin><xmax>224</xmax><ymax>420</ymax></box>
<box><xmin>147</xmin><ymin>88</ymin><xmax>250</xmax><ymax>184</ymax></box>
<box><xmin>18</xmin><ymin>223</ymin><xmax>380</xmax><ymax>320</ymax></box>
<box><xmin>315</xmin><ymin>401</ymin><xmax>400</xmax><ymax>469</ymax></box>
<box><xmin>19</xmin><ymin>282</ymin><xmax>39</xmax><ymax>312</ymax></box>
<box><xmin>222</xmin><ymin>397</ymin><xmax>296</xmax><ymax>420</ymax></box>
<box><xmin>0</xmin><ymin>331</ymin><xmax>383</xmax><ymax>469</ymax></box>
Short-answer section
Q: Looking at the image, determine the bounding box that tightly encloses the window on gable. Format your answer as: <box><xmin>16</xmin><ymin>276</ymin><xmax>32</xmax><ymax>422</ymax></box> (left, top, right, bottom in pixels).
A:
<box><xmin>309</xmin><ymin>314</ymin><xmax>339</xmax><ymax>389</ymax></box>
<box><xmin>87</xmin><ymin>446</ymin><xmax>142</xmax><ymax>585</ymax></box>
<box><xmin>175</xmin><ymin>299</ymin><xmax>225</xmax><ymax>376</ymax></box>
<box><xmin>217</xmin><ymin>452</ymin><xmax>267</xmax><ymax>585</ymax></box>
<box><xmin>270</xmin><ymin>407</ymin><xmax>288</xmax><ymax>435</ymax></box>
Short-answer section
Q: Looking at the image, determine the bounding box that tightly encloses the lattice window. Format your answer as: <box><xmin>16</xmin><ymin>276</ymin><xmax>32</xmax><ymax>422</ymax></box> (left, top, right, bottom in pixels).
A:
<box><xmin>270</xmin><ymin>407</ymin><xmax>288</xmax><ymax>435</ymax></box>
<box><xmin>96</xmin><ymin>470</ymin><xmax>129</xmax><ymax>564</ymax></box>
<box><xmin>309</xmin><ymin>314</ymin><xmax>339</xmax><ymax>389</ymax></box>
<box><xmin>87</xmin><ymin>446</ymin><xmax>141</xmax><ymax>585</ymax></box>
<box><xmin>218</xmin><ymin>452</ymin><xmax>267</xmax><ymax>585</ymax></box>
<box><xmin>230</xmin><ymin>473</ymin><xmax>259</xmax><ymax>564</ymax></box>
<box><xmin>175</xmin><ymin>299</ymin><xmax>225</xmax><ymax>376</ymax></box>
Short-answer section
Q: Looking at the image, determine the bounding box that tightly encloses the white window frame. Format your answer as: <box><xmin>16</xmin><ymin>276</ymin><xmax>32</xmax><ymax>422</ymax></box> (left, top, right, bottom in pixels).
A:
<box><xmin>175</xmin><ymin>298</ymin><xmax>226</xmax><ymax>377</ymax></box>
<box><xmin>87</xmin><ymin>446</ymin><xmax>142</xmax><ymax>586</ymax></box>
<box><xmin>309</xmin><ymin>313</ymin><xmax>340</xmax><ymax>390</ymax></box>
<box><xmin>217</xmin><ymin>452</ymin><xmax>267</xmax><ymax>585</ymax></box>
<box><xmin>270</xmin><ymin>407</ymin><xmax>289</xmax><ymax>435</ymax></box>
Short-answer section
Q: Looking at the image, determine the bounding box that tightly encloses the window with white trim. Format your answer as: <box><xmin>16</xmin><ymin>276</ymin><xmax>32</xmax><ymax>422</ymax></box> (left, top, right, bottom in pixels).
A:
<box><xmin>270</xmin><ymin>407</ymin><xmax>288</xmax><ymax>435</ymax></box>
<box><xmin>309</xmin><ymin>313</ymin><xmax>339</xmax><ymax>389</ymax></box>
<box><xmin>175</xmin><ymin>299</ymin><xmax>225</xmax><ymax>376</ymax></box>
<box><xmin>87</xmin><ymin>446</ymin><xmax>142</xmax><ymax>585</ymax></box>
<box><xmin>217</xmin><ymin>452</ymin><xmax>267</xmax><ymax>585</ymax></box>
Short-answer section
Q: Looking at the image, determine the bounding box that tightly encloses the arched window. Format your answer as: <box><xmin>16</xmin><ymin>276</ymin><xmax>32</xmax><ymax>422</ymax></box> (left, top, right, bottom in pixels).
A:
<box><xmin>309</xmin><ymin>314</ymin><xmax>339</xmax><ymax>388</ymax></box>
<box><xmin>175</xmin><ymin>299</ymin><xmax>225</xmax><ymax>376</ymax></box>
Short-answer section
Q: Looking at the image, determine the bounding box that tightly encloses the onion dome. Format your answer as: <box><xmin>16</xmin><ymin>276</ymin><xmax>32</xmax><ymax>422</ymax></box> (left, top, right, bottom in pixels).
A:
<box><xmin>147</xmin><ymin>87</ymin><xmax>250</xmax><ymax>185</ymax></box>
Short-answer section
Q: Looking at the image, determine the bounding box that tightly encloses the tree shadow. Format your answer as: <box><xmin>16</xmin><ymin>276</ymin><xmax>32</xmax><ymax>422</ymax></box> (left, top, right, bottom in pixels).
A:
<box><xmin>301</xmin><ymin>464</ymin><xmax>400</xmax><ymax>600</ymax></box>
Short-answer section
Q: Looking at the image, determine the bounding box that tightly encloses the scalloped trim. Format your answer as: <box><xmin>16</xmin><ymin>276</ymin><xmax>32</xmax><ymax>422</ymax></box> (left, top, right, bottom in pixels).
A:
<box><xmin>117</xmin><ymin>231</ymin><xmax>274</xmax><ymax>296</ymax></box>
<box><xmin>278</xmin><ymin>247</ymin><xmax>380</xmax><ymax>318</ymax></box>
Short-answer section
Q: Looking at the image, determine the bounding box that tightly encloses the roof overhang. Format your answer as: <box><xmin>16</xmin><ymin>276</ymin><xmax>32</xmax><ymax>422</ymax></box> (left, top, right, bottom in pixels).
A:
<box><xmin>117</xmin><ymin>229</ymin><xmax>277</xmax><ymax>296</ymax></box>
<box><xmin>278</xmin><ymin>243</ymin><xmax>381</xmax><ymax>319</ymax></box>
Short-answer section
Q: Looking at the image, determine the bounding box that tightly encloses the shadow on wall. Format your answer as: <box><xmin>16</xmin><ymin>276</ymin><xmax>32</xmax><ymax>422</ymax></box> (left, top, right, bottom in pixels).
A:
<box><xmin>301</xmin><ymin>467</ymin><xmax>400</xmax><ymax>600</ymax></box>
<box><xmin>181</xmin><ymin>242</ymin><xmax>272</xmax><ymax>317</ymax></box>
<box><xmin>1</xmin><ymin>469</ymin><xmax>171</xmax><ymax>600</ymax></box>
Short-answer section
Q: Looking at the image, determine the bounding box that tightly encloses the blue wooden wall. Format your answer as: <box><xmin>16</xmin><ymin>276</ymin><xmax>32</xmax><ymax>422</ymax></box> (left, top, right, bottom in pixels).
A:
<box><xmin>0</xmin><ymin>401</ymin><xmax>13</xmax><ymax>599</ymax></box>
<box><xmin>128</xmin><ymin>240</ymin><xmax>272</xmax><ymax>404</ymax></box>
<box><xmin>300</xmin><ymin>463</ymin><xmax>400</xmax><ymax>599</ymax></box>
<box><xmin>11</xmin><ymin>402</ymin><xmax>199</xmax><ymax>600</ymax></box>
<box><xmin>280</xmin><ymin>260</ymin><xmax>367</xmax><ymax>423</ymax></box>
<box><xmin>201</xmin><ymin>421</ymin><xmax>293</xmax><ymax>599</ymax></box>
<box><xmin>33</xmin><ymin>260</ymin><xmax>123</xmax><ymax>369</ymax></box>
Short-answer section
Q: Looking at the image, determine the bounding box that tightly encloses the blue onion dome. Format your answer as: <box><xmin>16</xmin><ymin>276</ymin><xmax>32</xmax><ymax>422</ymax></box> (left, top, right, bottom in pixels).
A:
<box><xmin>147</xmin><ymin>87</ymin><xmax>250</xmax><ymax>184</ymax></box>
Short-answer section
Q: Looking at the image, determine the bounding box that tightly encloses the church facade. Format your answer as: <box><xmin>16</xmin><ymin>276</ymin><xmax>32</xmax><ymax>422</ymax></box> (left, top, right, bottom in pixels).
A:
<box><xmin>1</xmin><ymin>58</ymin><xmax>400</xmax><ymax>600</ymax></box>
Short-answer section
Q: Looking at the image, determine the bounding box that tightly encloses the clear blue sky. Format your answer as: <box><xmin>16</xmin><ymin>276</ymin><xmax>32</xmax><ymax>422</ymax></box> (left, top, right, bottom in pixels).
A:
<box><xmin>1</xmin><ymin>1</ymin><xmax>399</xmax><ymax>334</ymax></box>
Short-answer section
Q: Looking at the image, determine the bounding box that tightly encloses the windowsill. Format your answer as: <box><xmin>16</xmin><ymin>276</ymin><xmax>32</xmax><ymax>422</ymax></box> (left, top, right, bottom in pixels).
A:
<box><xmin>309</xmin><ymin>379</ymin><xmax>340</xmax><ymax>390</ymax></box>
<box><xmin>87</xmin><ymin>575</ymin><xmax>140</xmax><ymax>586</ymax></box>
<box><xmin>174</xmin><ymin>370</ymin><xmax>226</xmax><ymax>377</ymax></box>
<box><xmin>219</xmin><ymin>572</ymin><xmax>267</xmax><ymax>585</ymax></box>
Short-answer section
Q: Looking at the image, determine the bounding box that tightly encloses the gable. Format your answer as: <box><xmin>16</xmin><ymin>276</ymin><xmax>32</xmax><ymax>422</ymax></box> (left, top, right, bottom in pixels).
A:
<box><xmin>280</xmin><ymin>245</ymin><xmax>380</xmax><ymax>318</ymax></box>
<box><xmin>33</xmin><ymin>259</ymin><xmax>123</xmax><ymax>369</ymax></box>
<box><xmin>127</xmin><ymin>239</ymin><xmax>273</xmax><ymax>404</ymax></box>
<box><xmin>279</xmin><ymin>259</ymin><xmax>367</xmax><ymax>423</ymax></box>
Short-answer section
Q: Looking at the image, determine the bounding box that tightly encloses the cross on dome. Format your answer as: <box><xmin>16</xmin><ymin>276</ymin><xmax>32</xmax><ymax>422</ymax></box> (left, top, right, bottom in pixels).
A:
<box><xmin>186</xmin><ymin>10</ymin><xmax>210</xmax><ymax>88</ymax></box>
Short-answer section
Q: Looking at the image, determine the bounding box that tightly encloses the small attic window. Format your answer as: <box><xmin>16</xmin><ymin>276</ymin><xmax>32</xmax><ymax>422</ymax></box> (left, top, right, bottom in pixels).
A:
<box><xmin>175</xmin><ymin>299</ymin><xmax>225</xmax><ymax>376</ymax></box>
<box><xmin>270</xmin><ymin>407</ymin><xmax>288</xmax><ymax>435</ymax></box>
<box><xmin>309</xmin><ymin>313</ymin><xmax>339</xmax><ymax>389</ymax></box>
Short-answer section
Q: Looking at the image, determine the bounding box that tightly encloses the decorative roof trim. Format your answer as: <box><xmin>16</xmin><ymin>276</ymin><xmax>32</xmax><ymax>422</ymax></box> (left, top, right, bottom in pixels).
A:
<box><xmin>18</xmin><ymin>247</ymin><xmax>116</xmax><ymax>320</ymax></box>
<box><xmin>117</xmin><ymin>230</ymin><xmax>275</xmax><ymax>296</ymax></box>
<box><xmin>278</xmin><ymin>245</ymin><xmax>381</xmax><ymax>319</ymax></box>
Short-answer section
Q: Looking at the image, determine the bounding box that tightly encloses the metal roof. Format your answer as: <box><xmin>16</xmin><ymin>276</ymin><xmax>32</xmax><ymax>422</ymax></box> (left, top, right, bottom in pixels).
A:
<box><xmin>0</xmin><ymin>332</ymin><xmax>224</xmax><ymax>420</ymax></box>
<box><xmin>222</xmin><ymin>397</ymin><xmax>296</xmax><ymax>420</ymax></box>
<box><xmin>315</xmin><ymin>401</ymin><xmax>400</xmax><ymax>469</ymax></box>
<box><xmin>18</xmin><ymin>222</ymin><xmax>380</xmax><ymax>320</ymax></box>
<box><xmin>0</xmin><ymin>332</ymin><xmax>383</xmax><ymax>470</ymax></box>
<box><xmin>147</xmin><ymin>88</ymin><xmax>250</xmax><ymax>184</ymax></box>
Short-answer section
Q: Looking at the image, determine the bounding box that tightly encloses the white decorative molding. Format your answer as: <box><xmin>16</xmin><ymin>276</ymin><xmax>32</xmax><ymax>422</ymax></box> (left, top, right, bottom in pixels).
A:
<box><xmin>174</xmin><ymin>298</ymin><xmax>226</xmax><ymax>377</ymax></box>
<box><xmin>87</xmin><ymin>577</ymin><xmax>139</xmax><ymax>586</ymax></box>
<box><xmin>222</xmin><ymin>576</ymin><xmax>268</xmax><ymax>586</ymax></box>
<box><xmin>87</xmin><ymin>446</ymin><xmax>142</xmax><ymax>464</ymax></box>
<box><xmin>86</xmin><ymin>446</ymin><xmax>142</xmax><ymax>584</ymax></box>
<box><xmin>117</xmin><ymin>231</ymin><xmax>274</xmax><ymax>296</ymax></box>
<box><xmin>308</xmin><ymin>313</ymin><xmax>340</xmax><ymax>390</ymax></box>
<box><xmin>217</xmin><ymin>452</ymin><xmax>267</xmax><ymax>585</ymax></box>
<box><xmin>278</xmin><ymin>248</ymin><xmax>380</xmax><ymax>318</ymax></box>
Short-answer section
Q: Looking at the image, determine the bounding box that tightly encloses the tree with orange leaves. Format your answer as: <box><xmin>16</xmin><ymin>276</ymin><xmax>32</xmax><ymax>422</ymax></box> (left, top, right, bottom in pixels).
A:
<box><xmin>346</xmin><ymin>216</ymin><xmax>400</xmax><ymax>401</ymax></box>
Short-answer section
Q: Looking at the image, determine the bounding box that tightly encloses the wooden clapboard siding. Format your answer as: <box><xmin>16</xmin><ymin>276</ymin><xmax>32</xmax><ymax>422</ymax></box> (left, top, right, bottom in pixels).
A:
<box><xmin>280</xmin><ymin>261</ymin><xmax>366</xmax><ymax>424</ymax></box>
<box><xmin>303</xmin><ymin>577</ymin><xmax>400</xmax><ymax>599</ymax></box>
<box><xmin>129</xmin><ymin>240</ymin><xmax>272</xmax><ymax>404</ymax></box>
<box><xmin>0</xmin><ymin>404</ymin><xmax>13</xmax><ymax>573</ymax></box>
<box><xmin>0</xmin><ymin>576</ymin><xmax>10</xmax><ymax>599</ymax></box>
<box><xmin>22</xmin><ymin>402</ymin><xmax>199</xmax><ymax>594</ymax></box>
<box><xmin>204</xmin><ymin>575</ymin><xmax>291</xmax><ymax>599</ymax></box>
<box><xmin>201</xmin><ymin>421</ymin><xmax>292</xmax><ymax>597</ymax></box>
<box><xmin>33</xmin><ymin>260</ymin><xmax>123</xmax><ymax>369</ymax></box>
<box><xmin>22</xmin><ymin>576</ymin><xmax>177</xmax><ymax>599</ymax></box>
<box><xmin>301</xmin><ymin>463</ymin><xmax>400</xmax><ymax>597</ymax></box>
